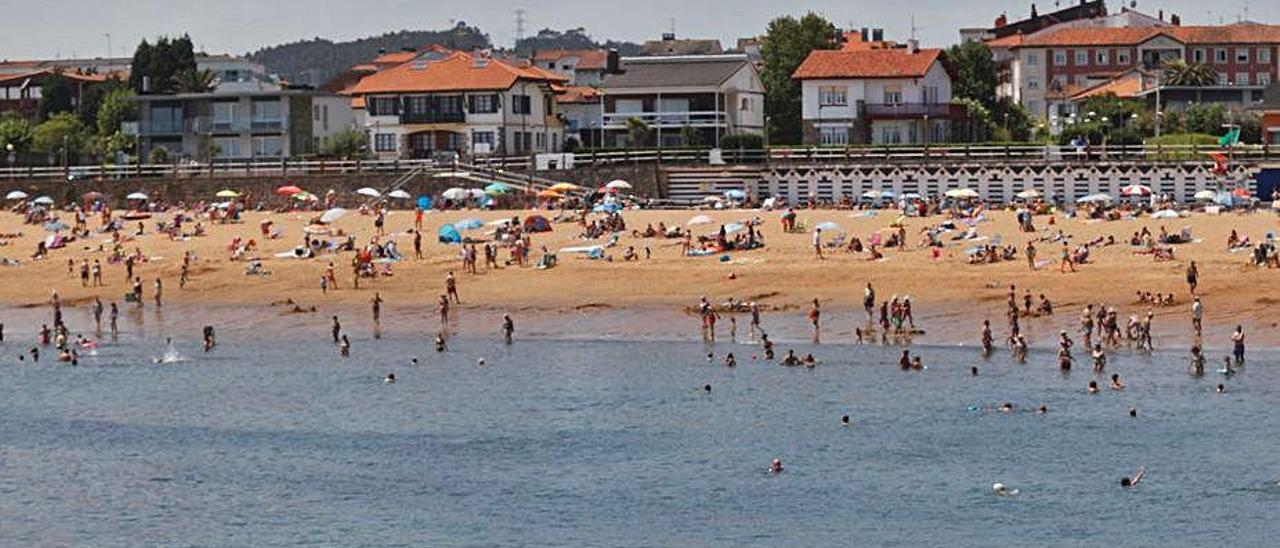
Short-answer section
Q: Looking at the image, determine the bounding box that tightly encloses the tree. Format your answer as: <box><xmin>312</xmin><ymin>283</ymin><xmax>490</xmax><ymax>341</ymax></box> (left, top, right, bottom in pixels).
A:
<box><xmin>36</xmin><ymin>72</ymin><xmax>75</xmax><ymax>121</ymax></box>
<box><xmin>76</xmin><ymin>77</ymin><xmax>128</xmax><ymax>128</ymax></box>
<box><xmin>31</xmin><ymin>113</ymin><xmax>89</xmax><ymax>160</ymax></box>
<box><xmin>322</xmin><ymin>128</ymin><xmax>369</xmax><ymax>159</ymax></box>
<box><xmin>679</xmin><ymin>125</ymin><xmax>705</xmax><ymax>147</ymax></box>
<box><xmin>129</xmin><ymin>35</ymin><xmax>197</xmax><ymax>94</ymax></box>
<box><xmin>96</xmin><ymin>87</ymin><xmax>137</xmax><ymax>137</ymax></box>
<box><xmin>1161</xmin><ymin>59</ymin><xmax>1218</xmax><ymax>87</ymax></box>
<box><xmin>625</xmin><ymin>117</ymin><xmax>650</xmax><ymax>147</ymax></box>
<box><xmin>1184</xmin><ymin>103</ymin><xmax>1227</xmax><ymax>135</ymax></box>
<box><xmin>172</xmin><ymin>68</ymin><xmax>216</xmax><ymax>93</ymax></box>
<box><xmin>946</xmin><ymin>41</ymin><xmax>998</xmax><ymax>108</ymax></box>
<box><xmin>990</xmin><ymin>98</ymin><xmax>1035</xmax><ymax>141</ymax></box>
<box><xmin>0</xmin><ymin>112</ymin><xmax>34</xmax><ymax>152</ymax></box>
<box><xmin>761</xmin><ymin>13</ymin><xmax>839</xmax><ymax>145</ymax></box>
<box><xmin>148</xmin><ymin>145</ymin><xmax>172</xmax><ymax>164</ymax></box>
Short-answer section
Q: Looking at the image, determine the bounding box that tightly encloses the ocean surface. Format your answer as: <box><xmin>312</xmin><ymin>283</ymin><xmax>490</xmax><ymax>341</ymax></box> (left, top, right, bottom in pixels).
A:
<box><xmin>1</xmin><ymin>318</ymin><xmax>1278</xmax><ymax>547</ymax></box>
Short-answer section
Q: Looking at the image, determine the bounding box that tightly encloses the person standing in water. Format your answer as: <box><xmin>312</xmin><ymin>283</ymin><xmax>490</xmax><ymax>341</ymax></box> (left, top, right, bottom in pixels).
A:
<box><xmin>1191</xmin><ymin>297</ymin><xmax>1203</xmax><ymax>339</ymax></box>
<box><xmin>371</xmin><ymin>293</ymin><xmax>383</xmax><ymax>325</ymax></box>
<box><xmin>1189</xmin><ymin>345</ymin><xmax>1205</xmax><ymax>376</ymax></box>
<box><xmin>109</xmin><ymin>302</ymin><xmax>119</xmax><ymax>337</ymax></box>
<box><xmin>153</xmin><ymin>278</ymin><xmax>162</xmax><ymax>307</ymax></box>
<box><xmin>445</xmin><ymin>272</ymin><xmax>460</xmax><ymax>304</ymax></box>
<box><xmin>438</xmin><ymin>295</ymin><xmax>451</xmax><ymax>326</ymax></box>
<box><xmin>203</xmin><ymin>325</ymin><xmax>216</xmax><ymax>352</ymax></box>
<box><xmin>863</xmin><ymin>283</ymin><xmax>876</xmax><ymax>323</ymax></box>
<box><xmin>331</xmin><ymin>316</ymin><xmax>342</xmax><ymax>344</ymax></box>
<box><xmin>502</xmin><ymin>314</ymin><xmax>515</xmax><ymax>343</ymax></box>
<box><xmin>808</xmin><ymin>299</ymin><xmax>821</xmax><ymax>336</ymax></box>
<box><xmin>92</xmin><ymin>298</ymin><xmax>103</xmax><ymax>332</ymax></box>
<box><xmin>339</xmin><ymin>335</ymin><xmax>351</xmax><ymax>357</ymax></box>
<box><xmin>1231</xmin><ymin>325</ymin><xmax>1245</xmax><ymax>365</ymax></box>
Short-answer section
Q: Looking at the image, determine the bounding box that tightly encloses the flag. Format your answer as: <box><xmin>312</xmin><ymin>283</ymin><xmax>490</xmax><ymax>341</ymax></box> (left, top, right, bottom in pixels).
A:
<box><xmin>1218</xmin><ymin>127</ymin><xmax>1241</xmax><ymax>147</ymax></box>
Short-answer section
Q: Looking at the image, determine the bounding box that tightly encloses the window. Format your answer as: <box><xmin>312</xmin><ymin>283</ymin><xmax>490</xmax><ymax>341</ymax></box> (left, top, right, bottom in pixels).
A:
<box><xmin>1096</xmin><ymin>51</ymin><xmax>1108</xmax><ymax>65</ymax></box>
<box><xmin>882</xmin><ymin>85</ymin><xmax>902</xmax><ymax>105</ymax></box>
<box><xmin>370</xmin><ymin>97</ymin><xmax>399</xmax><ymax>116</ymax></box>
<box><xmin>1053</xmin><ymin>50</ymin><xmax>1067</xmax><ymax>65</ymax></box>
<box><xmin>1026</xmin><ymin>77</ymin><xmax>1040</xmax><ymax>90</ymax></box>
<box><xmin>535</xmin><ymin>132</ymin><xmax>545</xmax><ymax>149</ymax></box>
<box><xmin>212</xmin><ymin>136</ymin><xmax>239</xmax><ymax>159</ymax></box>
<box><xmin>405</xmin><ymin>96</ymin><xmax>429</xmax><ymax>115</ymax></box>
<box><xmin>1117</xmin><ymin>50</ymin><xmax>1130</xmax><ymax>65</ymax></box>
<box><xmin>313</xmin><ymin>105</ymin><xmax>320</xmax><ymax>122</ymax></box>
<box><xmin>880</xmin><ymin>125</ymin><xmax>902</xmax><ymax>144</ymax></box>
<box><xmin>923</xmin><ymin>86</ymin><xmax>939</xmax><ymax>104</ymax></box>
<box><xmin>1215</xmin><ymin>49</ymin><xmax>1228</xmax><ymax>64</ymax></box>
<box><xmin>251</xmin><ymin>100</ymin><xmax>281</xmax><ymax>122</ymax></box>
<box><xmin>1193</xmin><ymin>48</ymin><xmax>1205</xmax><ymax>63</ymax></box>
<box><xmin>322</xmin><ymin>105</ymin><xmax>329</xmax><ymax>131</ymax></box>
<box><xmin>1217</xmin><ymin>72</ymin><xmax>1229</xmax><ymax>85</ymax></box>
<box><xmin>374</xmin><ymin>133</ymin><xmax>396</xmax><ymax>152</ymax></box>
<box><xmin>512</xmin><ymin>94</ymin><xmax>532</xmax><ymax>114</ymax></box>
<box><xmin>740</xmin><ymin>97</ymin><xmax>751</xmax><ymax>111</ymax></box>
<box><xmin>212</xmin><ymin>102</ymin><xmax>237</xmax><ymax>129</ymax></box>
<box><xmin>472</xmin><ymin>131</ymin><xmax>494</xmax><ymax>146</ymax></box>
<box><xmin>468</xmin><ymin>94</ymin><xmax>498</xmax><ymax>113</ymax></box>
<box><xmin>252</xmin><ymin>135</ymin><xmax>283</xmax><ymax>157</ymax></box>
<box><xmin>1052</xmin><ymin>75</ymin><xmax>1067</xmax><ymax>89</ymax></box>
<box><xmin>1236</xmin><ymin>48</ymin><xmax>1250</xmax><ymax>63</ymax></box>
<box><xmin>1074</xmin><ymin>51</ymin><xmax>1088</xmax><ymax>66</ymax></box>
<box><xmin>818</xmin><ymin>86</ymin><xmax>847</xmax><ymax>106</ymax></box>
<box><xmin>818</xmin><ymin>126</ymin><xmax>848</xmax><ymax>146</ymax></box>
<box><xmin>1235</xmin><ymin>72</ymin><xmax>1249</xmax><ymax>85</ymax></box>
<box><xmin>1260</xmin><ymin>48</ymin><xmax>1272</xmax><ymax>64</ymax></box>
<box><xmin>1025</xmin><ymin>100</ymin><xmax>1041</xmax><ymax>117</ymax></box>
<box><xmin>1027</xmin><ymin>52</ymin><xmax>1039</xmax><ymax>65</ymax></box>
<box><xmin>1259</xmin><ymin>73</ymin><xmax>1272</xmax><ymax>87</ymax></box>
<box><xmin>440</xmin><ymin>95</ymin><xmax>463</xmax><ymax>114</ymax></box>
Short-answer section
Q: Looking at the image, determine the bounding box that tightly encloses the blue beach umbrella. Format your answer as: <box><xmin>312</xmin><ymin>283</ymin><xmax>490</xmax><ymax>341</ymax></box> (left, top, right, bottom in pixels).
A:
<box><xmin>416</xmin><ymin>196</ymin><xmax>433</xmax><ymax>210</ymax></box>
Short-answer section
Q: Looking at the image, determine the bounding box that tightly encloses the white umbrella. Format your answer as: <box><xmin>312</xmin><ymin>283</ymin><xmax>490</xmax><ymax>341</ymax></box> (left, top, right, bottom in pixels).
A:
<box><xmin>702</xmin><ymin>196</ymin><xmax>723</xmax><ymax>203</ymax></box>
<box><xmin>1151</xmin><ymin>209</ymin><xmax>1180</xmax><ymax>219</ymax></box>
<box><xmin>469</xmin><ymin>188</ymin><xmax>488</xmax><ymax>199</ymax></box>
<box><xmin>441</xmin><ymin>188</ymin><xmax>469</xmax><ymax>200</ymax></box>
<box><xmin>945</xmin><ymin>188</ymin><xmax>979</xmax><ymax>199</ymax></box>
<box><xmin>1077</xmin><ymin>193</ymin><xmax>1113</xmax><ymax>204</ymax></box>
<box><xmin>862</xmin><ymin>190</ymin><xmax>888</xmax><ymax>200</ymax></box>
<box><xmin>485</xmin><ymin>218</ymin><xmax>513</xmax><ymax>227</ymax></box>
<box><xmin>1194</xmin><ymin>190</ymin><xmax>1217</xmax><ymax>201</ymax></box>
<box><xmin>356</xmin><ymin>187</ymin><xmax>381</xmax><ymax>198</ymax></box>
<box><xmin>5</xmin><ymin>190</ymin><xmax>28</xmax><ymax>200</ymax></box>
<box><xmin>32</xmin><ymin>196</ymin><xmax>54</xmax><ymax>205</ymax></box>
<box><xmin>126</xmin><ymin>192</ymin><xmax>148</xmax><ymax>201</ymax></box>
<box><xmin>387</xmin><ymin>189</ymin><xmax>412</xmax><ymax>199</ymax></box>
<box><xmin>605</xmin><ymin>180</ymin><xmax>632</xmax><ymax>190</ymax></box>
<box><xmin>1016</xmin><ymin>189</ymin><xmax>1041</xmax><ymax>199</ymax></box>
<box><xmin>815</xmin><ymin>221</ymin><xmax>843</xmax><ymax>232</ymax></box>
<box><xmin>320</xmin><ymin>208</ymin><xmax>348</xmax><ymax>224</ymax></box>
<box><xmin>687</xmin><ymin>215</ymin><xmax>714</xmax><ymax>226</ymax></box>
<box><xmin>1121</xmin><ymin>184</ymin><xmax>1152</xmax><ymax>197</ymax></box>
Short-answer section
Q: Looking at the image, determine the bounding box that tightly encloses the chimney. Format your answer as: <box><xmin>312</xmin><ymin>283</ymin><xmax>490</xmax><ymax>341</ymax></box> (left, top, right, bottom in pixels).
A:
<box><xmin>1171</xmin><ymin>13</ymin><xmax>1181</xmax><ymax>26</ymax></box>
<box><xmin>377</xmin><ymin>47</ymin><xmax>386</xmax><ymax>55</ymax></box>
<box><xmin>1031</xmin><ymin>4</ymin><xmax>1038</xmax><ymax>19</ymax></box>
<box><xmin>908</xmin><ymin>39</ymin><xmax>919</xmax><ymax>53</ymax></box>
<box><xmin>606</xmin><ymin>48</ymin><xmax>621</xmax><ymax>74</ymax></box>
<box><xmin>1158</xmin><ymin>9</ymin><xmax>1163</xmax><ymax>21</ymax></box>
<box><xmin>662</xmin><ymin>32</ymin><xmax>676</xmax><ymax>41</ymax></box>
<box><xmin>872</xmin><ymin>28</ymin><xmax>884</xmax><ymax>42</ymax></box>
<box><xmin>861</xmin><ymin>27</ymin><xmax>869</xmax><ymax>42</ymax></box>
<box><xmin>995</xmin><ymin>13</ymin><xmax>1008</xmax><ymax>28</ymax></box>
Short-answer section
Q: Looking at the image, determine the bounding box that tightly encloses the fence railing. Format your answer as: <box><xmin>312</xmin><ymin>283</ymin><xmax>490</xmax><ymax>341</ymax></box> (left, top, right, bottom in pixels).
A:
<box><xmin>0</xmin><ymin>143</ymin><xmax>1272</xmax><ymax>181</ymax></box>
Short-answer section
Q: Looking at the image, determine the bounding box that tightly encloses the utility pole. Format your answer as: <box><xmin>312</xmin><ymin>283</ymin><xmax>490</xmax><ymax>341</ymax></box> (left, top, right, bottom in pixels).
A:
<box><xmin>514</xmin><ymin>9</ymin><xmax>527</xmax><ymax>50</ymax></box>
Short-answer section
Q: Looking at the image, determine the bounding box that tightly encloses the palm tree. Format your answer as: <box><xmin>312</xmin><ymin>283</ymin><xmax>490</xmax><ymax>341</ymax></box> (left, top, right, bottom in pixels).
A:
<box><xmin>172</xmin><ymin>69</ymin><xmax>216</xmax><ymax>93</ymax></box>
<box><xmin>1161</xmin><ymin>59</ymin><xmax>1218</xmax><ymax>87</ymax></box>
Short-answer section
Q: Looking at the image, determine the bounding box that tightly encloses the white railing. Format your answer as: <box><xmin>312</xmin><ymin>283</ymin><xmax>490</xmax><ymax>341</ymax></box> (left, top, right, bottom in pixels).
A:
<box><xmin>0</xmin><ymin>143</ymin><xmax>1272</xmax><ymax>180</ymax></box>
<box><xmin>601</xmin><ymin>110</ymin><xmax>727</xmax><ymax>129</ymax></box>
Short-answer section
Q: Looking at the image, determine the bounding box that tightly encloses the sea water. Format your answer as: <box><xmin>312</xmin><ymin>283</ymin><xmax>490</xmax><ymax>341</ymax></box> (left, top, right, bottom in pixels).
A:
<box><xmin>1</xmin><ymin>331</ymin><xmax>1277</xmax><ymax>547</ymax></box>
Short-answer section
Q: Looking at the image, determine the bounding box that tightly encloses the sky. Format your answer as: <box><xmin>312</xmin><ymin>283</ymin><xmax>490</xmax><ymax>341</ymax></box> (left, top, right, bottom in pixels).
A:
<box><xmin>1</xmin><ymin>0</ymin><xmax>1276</xmax><ymax>60</ymax></box>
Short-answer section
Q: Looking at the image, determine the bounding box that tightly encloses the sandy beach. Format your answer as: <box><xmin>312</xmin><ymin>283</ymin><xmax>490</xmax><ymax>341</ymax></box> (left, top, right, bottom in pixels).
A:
<box><xmin>2</xmin><ymin>204</ymin><xmax>1278</xmax><ymax>349</ymax></box>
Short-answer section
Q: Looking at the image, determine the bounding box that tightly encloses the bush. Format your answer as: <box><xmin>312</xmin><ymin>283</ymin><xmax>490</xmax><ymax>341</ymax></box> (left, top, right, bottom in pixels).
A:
<box><xmin>147</xmin><ymin>145</ymin><xmax>171</xmax><ymax>164</ymax></box>
<box><xmin>719</xmin><ymin>133</ymin><xmax>765</xmax><ymax>149</ymax></box>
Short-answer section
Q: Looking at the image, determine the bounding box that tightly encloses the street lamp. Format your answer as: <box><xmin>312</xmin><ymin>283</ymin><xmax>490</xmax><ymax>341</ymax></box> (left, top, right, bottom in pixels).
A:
<box><xmin>5</xmin><ymin>143</ymin><xmax>14</xmax><ymax>182</ymax></box>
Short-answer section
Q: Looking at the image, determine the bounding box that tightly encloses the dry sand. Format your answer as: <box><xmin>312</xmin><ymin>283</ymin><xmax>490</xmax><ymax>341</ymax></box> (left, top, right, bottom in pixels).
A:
<box><xmin>2</xmin><ymin>206</ymin><xmax>1278</xmax><ymax>349</ymax></box>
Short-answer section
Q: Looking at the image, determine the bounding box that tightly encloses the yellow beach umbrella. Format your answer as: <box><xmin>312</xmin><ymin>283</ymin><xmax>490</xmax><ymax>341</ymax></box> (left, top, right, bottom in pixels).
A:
<box><xmin>215</xmin><ymin>189</ymin><xmax>240</xmax><ymax>198</ymax></box>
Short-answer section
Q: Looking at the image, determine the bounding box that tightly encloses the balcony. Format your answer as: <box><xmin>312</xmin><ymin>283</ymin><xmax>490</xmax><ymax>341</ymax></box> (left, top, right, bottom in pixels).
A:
<box><xmin>601</xmin><ymin>110</ymin><xmax>726</xmax><ymax>129</ymax></box>
<box><xmin>188</xmin><ymin>117</ymin><xmax>287</xmax><ymax>134</ymax></box>
<box><xmin>864</xmin><ymin>103</ymin><xmax>967</xmax><ymax>119</ymax></box>
<box><xmin>137</xmin><ymin>120</ymin><xmax>185</xmax><ymax>135</ymax></box>
<box><xmin>400</xmin><ymin>111</ymin><xmax>465</xmax><ymax>124</ymax></box>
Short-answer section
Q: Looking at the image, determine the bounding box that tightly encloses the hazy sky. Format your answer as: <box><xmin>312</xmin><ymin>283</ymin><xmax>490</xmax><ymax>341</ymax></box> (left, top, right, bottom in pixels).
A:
<box><xmin>1</xmin><ymin>0</ymin><xmax>1275</xmax><ymax>60</ymax></box>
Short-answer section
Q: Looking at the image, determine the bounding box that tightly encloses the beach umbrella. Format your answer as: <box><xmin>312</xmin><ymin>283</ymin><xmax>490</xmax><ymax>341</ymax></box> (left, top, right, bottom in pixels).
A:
<box><xmin>687</xmin><ymin>214</ymin><xmax>714</xmax><ymax>226</ymax></box>
<box><xmin>126</xmin><ymin>192</ymin><xmax>149</xmax><ymax>201</ymax></box>
<box><xmin>320</xmin><ymin>208</ymin><xmax>348</xmax><ymax>224</ymax></box>
<box><xmin>723</xmin><ymin>222</ymin><xmax>746</xmax><ymax>234</ymax></box>
<box><xmin>441</xmin><ymin>187</ymin><xmax>469</xmax><ymax>200</ymax></box>
<box><xmin>1016</xmin><ymin>189</ymin><xmax>1041</xmax><ymax>199</ymax></box>
<box><xmin>605</xmin><ymin>180</ymin><xmax>632</xmax><ymax>190</ymax></box>
<box><xmin>536</xmin><ymin>189</ymin><xmax>562</xmax><ymax>199</ymax></box>
<box><xmin>454</xmin><ymin>218</ymin><xmax>484</xmax><ymax>231</ymax></box>
<box><xmin>81</xmin><ymin>191</ymin><xmax>106</xmax><ymax>202</ymax></box>
<box><xmin>1151</xmin><ymin>209</ymin><xmax>1180</xmax><ymax>219</ymax></box>
<box><xmin>703</xmin><ymin>196</ymin><xmax>723</xmax><ymax>203</ymax></box>
<box><xmin>945</xmin><ymin>188</ymin><xmax>979</xmax><ymax>199</ymax></box>
<box><xmin>549</xmin><ymin>182</ymin><xmax>581</xmax><ymax>193</ymax></box>
<box><xmin>485</xmin><ymin>218</ymin><xmax>513</xmax><ymax>227</ymax></box>
<box><xmin>1194</xmin><ymin>190</ymin><xmax>1217</xmax><ymax>201</ymax></box>
<box><xmin>276</xmin><ymin>185</ymin><xmax>303</xmax><ymax>196</ymax></box>
<box><xmin>485</xmin><ymin>182</ymin><xmax>511</xmax><ymax>195</ymax></box>
<box><xmin>815</xmin><ymin>221</ymin><xmax>843</xmax><ymax>232</ymax></box>
<box><xmin>386</xmin><ymin>189</ymin><xmax>412</xmax><ymax>200</ymax></box>
<box><xmin>215</xmin><ymin>189</ymin><xmax>240</xmax><ymax>198</ymax></box>
<box><xmin>724</xmin><ymin>189</ymin><xmax>747</xmax><ymax>200</ymax></box>
<box><xmin>1121</xmin><ymin>184</ymin><xmax>1152</xmax><ymax>197</ymax></box>
<box><xmin>469</xmin><ymin>188</ymin><xmax>488</xmax><ymax>199</ymax></box>
<box><xmin>861</xmin><ymin>190</ymin><xmax>886</xmax><ymax>199</ymax></box>
<box><xmin>593</xmin><ymin>203</ymin><xmax>621</xmax><ymax>213</ymax></box>
<box><xmin>356</xmin><ymin>187</ymin><xmax>381</xmax><ymax>198</ymax></box>
<box><xmin>5</xmin><ymin>190</ymin><xmax>28</xmax><ymax>200</ymax></box>
<box><xmin>900</xmin><ymin>192</ymin><xmax>923</xmax><ymax>200</ymax></box>
<box><xmin>1077</xmin><ymin>193</ymin><xmax>1113</xmax><ymax>204</ymax></box>
<box><xmin>1231</xmin><ymin>188</ymin><xmax>1252</xmax><ymax>198</ymax></box>
<box><xmin>32</xmin><ymin>196</ymin><xmax>54</xmax><ymax>205</ymax></box>
<box><xmin>416</xmin><ymin>196</ymin><xmax>433</xmax><ymax>209</ymax></box>
<box><xmin>293</xmin><ymin>191</ymin><xmax>318</xmax><ymax>202</ymax></box>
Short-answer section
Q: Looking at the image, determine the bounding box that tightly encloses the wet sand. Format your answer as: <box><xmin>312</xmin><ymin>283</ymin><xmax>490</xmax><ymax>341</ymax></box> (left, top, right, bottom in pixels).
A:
<box><xmin>2</xmin><ymin>207</ymin><xmax>1277</xmax><ymax>349</ymax></box>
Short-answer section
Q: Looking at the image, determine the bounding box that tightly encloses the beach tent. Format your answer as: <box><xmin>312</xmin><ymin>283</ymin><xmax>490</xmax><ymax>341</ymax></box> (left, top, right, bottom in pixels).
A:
<box><xmin>1077</xmin><ymin>193</ymin><xmax>1113</xmax><ymax>204</ymax></box>
<box><xmin>1151</xmin><ymin>209</ymin><xmax>1180</xmax><ymax>219</ymax></box>
<box><xmin>862</xmin><ymin>190</ymin><xmax>893</xmax><ymax>200</ymax></box>
<box><xmin>356</xmin><ymin>187</ymin><xmax>381</xmax><ymax>197</ymax></box>
<box><xmin>900</xmin><ymin>192</ymin><xmax>923</xmax><ymax>200</ymax></box>
<box><xmin>687</xmin><ymin>215</ymin><xmax>714</xmax><ymax>226</ymax></box>
<box><xmin>5</xmin><ymin>190</ymin><xmax>28</xmax><ymax>200</ymax></box>
<box><xmin>592</xmin><ymin>203</ymin><xmax>621</xmax><ymax>213</ymax></box>
<box><xmin>523</xmin><ymin>215</ymin><xmax>552</xmax><ymax>232</ymax></box>
<box><xmin>387</xmin><ymin>189</ymin><xmax>412</xmax><ymax>200</ymax></box>
<box><xmin>485</xmin><ymin>182</ymin><xmax>511</xmax><ymax>195</ymax></box>
<box><xmin>1015</xmin><ymin>189</ymin><xmax>1041</xmax><ymax>200</ymax></box>
<box><xmin>437</xmin><ymin>224</ymin><xmax>462</xmax><ymax>244</ymax></box>
<box><xmin>724</xmin><ymin>189</ymin><xmax>747</xmax><ymax>200</ymax></box>
<box><xmin>945</xmin><ymin>188</ymin><xmax>979</xmax><ymax>199</ymax></box>
<box><xmin>416</xmin><ymin>196</ymin><xmax>432</xmax><ymax>209</ymax></box>
<box><xmin>454</xmin><ymin>218</ymin><xmax>484</xmax><ymax>231</ymax></box>
<box><xmin>723</xmin><ymin>222</ymin><xmax>746</xmax><ymax>234</ymax></box>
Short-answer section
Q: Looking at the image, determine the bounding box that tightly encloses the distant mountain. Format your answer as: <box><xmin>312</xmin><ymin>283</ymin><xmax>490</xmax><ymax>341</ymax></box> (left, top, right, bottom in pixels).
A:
<box><xmin>248</xmin><ymin>24</ymin><xmax>491</xmax><ymax>87</ymax></box>
<box><xmin>516</xmin><ymin>27</ymin><xmax>641</xmax><ymax>56</ymax></box>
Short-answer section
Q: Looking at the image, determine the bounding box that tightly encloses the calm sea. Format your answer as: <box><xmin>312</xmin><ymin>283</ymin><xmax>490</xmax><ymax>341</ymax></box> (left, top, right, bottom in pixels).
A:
<box><xmin>1</xmin><ymin>318</ymin><xmax>1277</xmax><ymax>547</ymax></box>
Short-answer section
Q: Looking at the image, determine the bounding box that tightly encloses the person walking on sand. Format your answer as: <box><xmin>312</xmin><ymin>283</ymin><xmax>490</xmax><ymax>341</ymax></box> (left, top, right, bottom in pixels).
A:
<box><xmin>1186</xmin><ymin>261</ymin><xmax>1199</xmax><ymax>295</ymax></box>
<box><xmin>91</xmin><ymin>259</ymin><xmax>102</xmax><ymax>286</ymax></box>
<box><xmin>413</xmin><ymin>229</ymin><xmax>423</xmax><ymax>260</ymax></box>
<box><xmin>1025</xmin><ymin>241</ymin><xmax>1037</xmax><ymax>271</ymax></box>
<box><xmin>446</xmin><ymin>271</ymin><xmax>459</xmax><ymax>304</ymax></box>
<box><xmin>812</xmin><ymin>228</ymin><xmax>824</xmax><ymax>260</ymax></box>
<box><xmin>1059</xmin><ymin>243</ymin><xmax>1075</xmax><ymax>273</ymax></box>
<box><xmin>179</xmin><ymin>261</ymin><xmax>189</xmax><ymax>289</ymax></box>
<box><xmin>325</xmin><ymin>262</ymin><xmax>338</xmax><ymax>290</ymax></box>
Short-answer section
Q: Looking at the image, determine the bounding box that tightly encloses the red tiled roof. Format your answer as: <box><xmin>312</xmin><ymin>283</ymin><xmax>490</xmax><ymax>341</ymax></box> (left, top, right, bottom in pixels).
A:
<box><xmin>372</xmin><ymin>51</ymin><xmax>419</xmax><ymax>65</ymax></box>
<box><xmin>1070</xmin><ymin>72</ymin><xmax>1144</xmax><ymax>100</ymax></box>
<box><xmin>984</xmin><ymin>34</ymin><xmax>1026</xmax><ymax>48</ymax></box>
<box><xmin>792</xmin><ymin>48</ymin><xmax>943</xmax><ymax>80</ymax></box>
<box><xmin>555</xmin><ymin>85</ymin><xmax>601</xmax><ymax>104</ymax></box>
<box><xmin>0</xmin><ymin>68</ymin><xmax>109</xmax><ymax>86</ymax></box>
<box><xmin>532</xmin><ymin>49</ymin><xmax>608</xmax><ymax>70</ymax></box>
<box><xmin>348</xmin><ymin>51</ymin><xmax>566</xmax><ymax>95</ymax></box>
<box><xmin>1019</xmin><ymin>23</ymin><xmax>1280</xmax><ymax>48</ymax></box>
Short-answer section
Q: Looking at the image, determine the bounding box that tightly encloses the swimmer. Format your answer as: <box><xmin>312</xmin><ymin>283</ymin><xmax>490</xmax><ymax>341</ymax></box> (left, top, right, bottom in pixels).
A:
<box><xmin>802</xmin><ymin>354</ymin><xmax>817</xmax><ymax>368</ymax></box>
<box><xmin>410</xmin><ymin>358</ymin><xmax>419</xmax><ymax>366</ymax></box>
<box><xmin>781</xmin><ymin>350</ymin><xmax>801</xmax><ymax>367</ymax></box>
<box><xmin>1129</xmin><ymin>407</ymin><xmax>1137</xmax><ymax>418</ymax></box>
<box><xmin>706</xmin><ymin>352</ymin><xmax>714</xmax><ymax>363</ymax></box>
<box><xmin>435</xmin><ymin>333</ymin><xmax>447</xmax><ymax>352</ymax></box>
<box><xmin>992</xmin><ymin>482</ymin><xmax>1020</xmax><ymax>496</ymax></box>
<box><xmin>911</xmin><ymin>356</ymin><xmax>923</xmax><ymax>370</ymax></box>
<box><xmin>1219</xmin><ymin>356</ymin><xmax>1236</xmax><ymax>376</ymax></box>
<box><xmin>477</xmin><ymin>358</ymin><xmax>486</xmax><ymax>367</ymax></box>
<box><xmin>339</xmin><ymin>335</ymin><xmax>350</xmax><ymax>357</ymax></box>
<box><xmin>1109</xmin><ymin>374</ymin><xmax>1125</xmax><ymax>390</ymax></box>
<box><xmin>1120</xmin><ymin>466</ymin><xmax>1145</xmax><ymax>487</ymax></box>
<box><xmin>970</xmin><ymin>366</ymin><xmax>978</xmax><ymax>376</ymax></box>
<box><xmin>724</xmin><ymin>353</ymin><xmax>737</xmax><ymax>368</ymax></box>
<box><xmin>998</xmin><ymin>402</ymin><xmax>1014</xmax><ymax>413</ymax></box>
<box><xmin>841</xmin><ymin>415</ymin><xmax>850</xmax><ymax>426</ymax></box>
<box><xmin>769</xmin><ymin>458</ymin><xmax>784</xmax><ymax>475</ymax></box>
<box><xmin>899</xmin><ymin>350</ymin><xmax>911</xmax><ymax>370</ymax></box>
<box><xmin>1036</xmin><ymin>404</ymin><xmax>1048</xmax><ymax>414</ymax></box>
<box><xmin>1216</xmin><ymin>383</ymin><xmax>1226</xmax><ymax>394</ymax></box>
<box><xmin>703</xmin><ymin>384</ymin><xmax>712</xmax><ymax>393</ymax></box>
<box><xmin>1087</xmin><ymin>381</ymin><xmax>1100</xmax><ymax>394</ymax></box>
<box><xmin>384</xmin><ymin>373</ymin><xmax>396</xmax><ymax>384</ymax></box>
